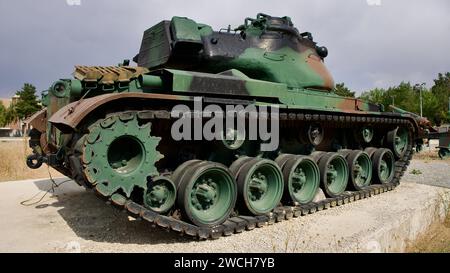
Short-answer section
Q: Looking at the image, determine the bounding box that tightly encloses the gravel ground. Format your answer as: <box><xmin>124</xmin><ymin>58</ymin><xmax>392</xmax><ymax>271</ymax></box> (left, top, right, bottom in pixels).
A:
<box><xmin>404</xmin><ymin>160</ymin><xmax>449</xmax><ymax>189</ymax></box>
<box><xmin>0</xmin><ymin>159</ymin><xmax>448</xmax><ymax>253</ymax></box>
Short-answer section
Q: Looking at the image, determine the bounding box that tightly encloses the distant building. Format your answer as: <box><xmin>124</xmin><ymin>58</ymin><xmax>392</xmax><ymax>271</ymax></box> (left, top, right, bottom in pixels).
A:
<box><xmin>1</xmin><ymin>98</ymin><xmax>11</xmax><ymax>108</ymax></box>
<box><xmin>0</xmin><ymin>95</ymin><xmax>30</xmax><ymax>137</ymax></box>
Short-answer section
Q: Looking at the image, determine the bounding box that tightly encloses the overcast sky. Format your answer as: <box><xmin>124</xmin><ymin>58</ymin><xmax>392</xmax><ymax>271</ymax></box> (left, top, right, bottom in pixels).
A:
<box><xmin>0</xmin><ymin>0</ymin><xmax>449</xmax><ymax>97</ymax></box>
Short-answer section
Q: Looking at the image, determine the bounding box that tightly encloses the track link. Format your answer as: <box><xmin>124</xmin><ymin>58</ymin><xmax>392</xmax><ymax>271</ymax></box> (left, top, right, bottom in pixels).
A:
<box><xmin>78</xmin><ymin>109</ymin><xmax>415</xmax><ymax>239</ymax></box>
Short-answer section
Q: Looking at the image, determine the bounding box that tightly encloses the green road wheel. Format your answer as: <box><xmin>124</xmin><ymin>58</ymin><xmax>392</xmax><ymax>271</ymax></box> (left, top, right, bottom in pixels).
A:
<box><xmin>364</xmin><ymin>147</ymin><xmax>378</xmax><ymax>158</ymax></box>
<box><xmin>387</xmin><ymin>127</ymin><xmax>409</xmax><ymax>159</ymax></box>
<box><xmin>81</xmin><ymin>112</ymin><xmax>163</xmax><ymax>197</ymax></box>
<box><xmin>177</xmin><ymin>162</ymin><xmax>237</xmax><ymax>227</ymax></box>
<box><xmin>235</xmin><ymin>158</ymin><xmax>284</xmax><ymax>215</ymax></box>
<box><xmin>317</xmin><ymin>153</ymin><xmax>349</xmax><ymax>197</ymax></box>
<box><xmin>274</xmin><ymin>154</ymin><xmax>297</xmax><ymax>170</ymax></box>
<box><xmin>171</xmin><ymin>159</ymin><xmax>202</xmax><ymax>185</ymax></box>
<box><xmin>372</xmin><ymin>148</ymin><xmax>395</xmax><ymax>184</ymax></box>
<box><xmin>346</xmin><ymin>151</ymin><xmax>372</xmax><ymax>190</ymax></box>
<box><xmin>282</xmin><ymin>155</ymin><xmax>319</xmax><ymax>204</ymax></box>
<box><xmin>229</xmin><ymin>156</ymin><xmax>253</xmax><ymax>177</ymax></box>
<box><xmin>337</xmin><ymin>149</ymin><xmax>353</xmax><ymax>158</ymax></box>
<box><xmin>310</xmin><ymin>151</ymin><xmax>327</xmax><ymax>162</ymax></box>
<box><xmin>143</xmin><ymin>176</ymin><xmax>176</xmax><ymax>214</ymax></box>
<box><xmin>438</xmin><ymin>148</ymin><xmax>450</xmax><ymax>159</ymax></box>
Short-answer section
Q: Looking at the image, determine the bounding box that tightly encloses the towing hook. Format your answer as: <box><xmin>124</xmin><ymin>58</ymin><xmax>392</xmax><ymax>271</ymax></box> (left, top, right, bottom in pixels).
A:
<box><xmin>26</xmin><ymin>154</ymin><xmax>43</xmax><ymax>169</ymax></box>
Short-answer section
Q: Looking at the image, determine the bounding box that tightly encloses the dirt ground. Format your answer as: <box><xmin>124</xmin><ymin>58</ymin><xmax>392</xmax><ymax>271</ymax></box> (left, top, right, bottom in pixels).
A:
<box><xmin>0</xmin><ymin>139</ymin><xmax>62</xmax><ymax>182</ymax></box>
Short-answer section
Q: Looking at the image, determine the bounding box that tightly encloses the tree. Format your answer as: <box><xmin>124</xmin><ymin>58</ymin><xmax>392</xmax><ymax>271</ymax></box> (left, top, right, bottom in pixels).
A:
<box><xmin>14</xmin><ymin>83</ymin><xmax>41</xmax><ymax>120</ymax></box>
<box><xmin>3</xmin><ymin>105</ymin><xmax>16</xmax><ymax>126</ymax></box>
<box><xmin>359</xmin><ymin>80</ymin><xmax>448</xmax><ymax>125</ymax></box>
<box><xmin>360</xmin><ymin>88</ymin><xmax>386</xmax><ymax>106</ymax></box>
<box><xmin>431</xmin><ymin>72</ymin><xmax>450</xmax><ymax>123</ymax></box>
<box><xmin>0</xmin><ymin>102</ymin><xmax>6</xmax><ymax>126</ymax></box>
<box><xmin>421</xmin><ymin>90</ymin><xmax>440</xmax><ymax>125</ymax></box>
<box><xmin>334</xmin><ymin>82</ymin><xmax>355</xmax><ymax>97</ymax></box>
<box><xmin>385</xmin><ymin>82</ymin><xmax>418</xmax><ymax>113</ymax></box>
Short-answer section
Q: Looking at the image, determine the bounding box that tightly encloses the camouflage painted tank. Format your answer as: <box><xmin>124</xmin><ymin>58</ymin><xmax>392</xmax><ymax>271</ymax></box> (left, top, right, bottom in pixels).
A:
<box><xmin>26</xmin><ymin>14</ymin><xmax>431</xmax><ymax>237</ymax></box>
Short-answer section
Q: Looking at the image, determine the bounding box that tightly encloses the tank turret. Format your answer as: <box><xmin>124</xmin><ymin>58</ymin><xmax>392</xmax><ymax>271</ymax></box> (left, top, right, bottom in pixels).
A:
<box><xmin>134</xmin><ymin>13</ymin><xmax>334</xmax><ymax>90</ymax></box>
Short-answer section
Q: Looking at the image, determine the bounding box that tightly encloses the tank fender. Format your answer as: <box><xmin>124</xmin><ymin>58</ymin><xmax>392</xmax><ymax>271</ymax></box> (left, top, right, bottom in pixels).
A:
<box><xmin>48</xmin><ymin>92</ymin><xmax>191</xmax><ymax>132</ymax></box>
<box><xmin>24</xmin><ymin>107</ymin><xmax>47</xmax><ymax>133</ymax></box>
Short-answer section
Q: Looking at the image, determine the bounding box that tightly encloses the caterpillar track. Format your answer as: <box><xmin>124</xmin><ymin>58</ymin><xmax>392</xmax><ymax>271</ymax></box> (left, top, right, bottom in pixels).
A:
<box><xmin>71</xmin><ymin>109</ymin><xmax>414</xmax><ymax>240</ymax></box>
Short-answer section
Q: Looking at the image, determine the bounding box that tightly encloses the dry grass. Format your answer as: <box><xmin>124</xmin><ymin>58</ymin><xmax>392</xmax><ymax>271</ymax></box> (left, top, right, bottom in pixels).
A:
<box><xmin>413</xmin><ymin>150</ymin><xmax>450</xmax><ymax>162</ymax></box>
<box><xmin>407</xmin><ymin>212</ymin><xmax>450</xmax><ymax>253</ymax></box>
<box><xmin>0</xmin><ymin>138</ymin><xmax>63</xmax><ymax>182</ymax></box>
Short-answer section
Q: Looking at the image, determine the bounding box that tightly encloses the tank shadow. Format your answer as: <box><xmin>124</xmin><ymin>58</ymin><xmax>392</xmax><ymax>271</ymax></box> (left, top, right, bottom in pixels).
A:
<box><xmin>32</xmin><ymin>178</ymin><xmax>193</xmax><ymax>245</ymax></box>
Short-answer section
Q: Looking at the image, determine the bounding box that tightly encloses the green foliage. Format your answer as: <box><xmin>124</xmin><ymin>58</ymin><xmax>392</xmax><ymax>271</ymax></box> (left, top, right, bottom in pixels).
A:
<box><xmin>359</xmin><ymin>72</ymin><xmax>450</xmax><ymax>125</ymax></box>
<box><xmin>14</xmin><ymin>83</ymin><xmax>42</xmax><ymax>120</ymax></box>
<box><xmin>0</xmin><ymin>83</ymin><xmax>42</xmax><ymax>126</ymax></box>
<box><xmin>360</xmin><ymin>88</ymin><xmax>387</xmax><ymax>106</ymax></box>
<box><xmin>334</xmin><ymin>82</ymin><xmax>355</xmax><ymax>97</ymax></box>
<box><xmin>0</xmin><ymin>102</ymin><xmax>6</xmax><ymax>126</ymax></box>
<box><xmin>422</xmin><ymin>91</ymin><xmax>440</xmax><ymax>124</ymax></box>
<box><xmin>3</xmin><ymin>105</ymin><xmax>16</xmax><ymax>125</ymax></box>
<box><xmin>0</xmin><ymin>104</ymin><xmax>17</xmax><ymax>127</ymax></box>
<box><xmin>431</xmin><ymin>72</ymin><xmax>450</xmax><ymax>124</ymax></box>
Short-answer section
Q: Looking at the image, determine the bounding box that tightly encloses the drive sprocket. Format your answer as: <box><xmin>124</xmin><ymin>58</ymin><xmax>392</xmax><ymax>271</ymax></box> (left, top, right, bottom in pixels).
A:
<box><xmin>81</xmin><ymin>111</ymin><xmax>163</xmax><ymax>197</ymax></box>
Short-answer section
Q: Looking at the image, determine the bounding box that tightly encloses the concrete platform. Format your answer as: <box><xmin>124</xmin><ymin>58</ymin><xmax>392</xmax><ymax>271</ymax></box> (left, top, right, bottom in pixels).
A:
<box><xmin>0</xmin><ymin>164</ymin><xmax>448</xmax><ymax>252</ymax></box>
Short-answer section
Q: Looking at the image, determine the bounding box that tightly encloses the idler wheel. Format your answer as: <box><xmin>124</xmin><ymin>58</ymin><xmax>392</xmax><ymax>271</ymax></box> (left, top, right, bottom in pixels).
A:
<box><xmin>317</xmin><ymin>153</ymin><xmax>349</xmax><ymax>197</ymax></box>
<box><xmin>176</xmin><ymin>161</ymin><xmax>237</xmax><ymax>227</ymax></box>
<box><xmin>372</xmin><ymin>148</ymin><xmax>395</xmax><ymax>184</ymax></box>
<box><xmin>143</xmin><ymin>176</ymin><xmax>177</xmax><ymax>214</ymax></box>
<box><xmin>231</xmin><ymin>157</ymin><xmax>284</xmax><ymax>215</ymax></box>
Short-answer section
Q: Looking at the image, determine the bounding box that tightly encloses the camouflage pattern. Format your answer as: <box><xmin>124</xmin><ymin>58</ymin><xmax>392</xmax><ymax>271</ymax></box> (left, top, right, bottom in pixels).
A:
<box><xmin>24</xmin><ymin>13</ymin><xmax>435</xmax><ymax>230</ymax></box>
